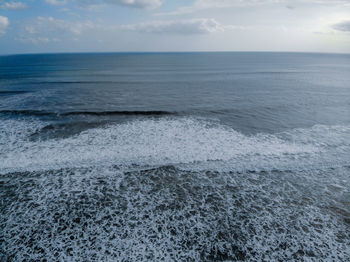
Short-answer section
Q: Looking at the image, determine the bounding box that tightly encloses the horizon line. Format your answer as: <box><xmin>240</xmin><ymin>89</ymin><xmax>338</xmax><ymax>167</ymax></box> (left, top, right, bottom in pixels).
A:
<box><xmin>1</xmin><ymin>50</ymin><xmax>350</xmax><ymax>57</ymax></box>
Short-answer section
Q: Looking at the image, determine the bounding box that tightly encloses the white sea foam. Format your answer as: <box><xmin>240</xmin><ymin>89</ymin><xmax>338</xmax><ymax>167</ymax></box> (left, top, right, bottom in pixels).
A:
<box><xmin>1</xmin><ymin>117</ymin><xmax>350</xmax><ymax>261</ymax></box>
<box><xmin>1</xmin><ymin>117</ymin><xmax>349</xmax><ymax>173</ymax></box>
<box><xmin>1</xmin><ymin>166</ymin><xmax>349</xmax><ymax>261</ymax></box>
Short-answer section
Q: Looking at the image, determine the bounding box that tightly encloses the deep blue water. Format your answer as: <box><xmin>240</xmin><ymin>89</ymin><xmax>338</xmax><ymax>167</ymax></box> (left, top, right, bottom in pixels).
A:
<box><xmin>1</xmin><ymin>53</ymin><xmax>350</xmax><ymax>261</ymax></box>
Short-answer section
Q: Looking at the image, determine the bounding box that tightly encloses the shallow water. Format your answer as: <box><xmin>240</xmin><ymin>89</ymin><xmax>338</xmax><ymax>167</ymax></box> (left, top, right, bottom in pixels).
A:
<box><xmin>0</xmin><ymin>52</ymin><xmax>350</xmax><ymax>261</ymax></box>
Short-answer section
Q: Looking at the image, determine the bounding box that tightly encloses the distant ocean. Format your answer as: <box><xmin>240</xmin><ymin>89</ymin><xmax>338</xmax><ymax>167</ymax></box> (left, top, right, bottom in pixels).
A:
<box><xmin>1</xmin><ymin>52</ymin><xmax>349</xmax><ymax>261</ymax></box>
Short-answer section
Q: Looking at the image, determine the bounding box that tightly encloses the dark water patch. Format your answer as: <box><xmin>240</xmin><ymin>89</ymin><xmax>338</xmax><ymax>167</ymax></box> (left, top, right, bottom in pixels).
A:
<box><xmin>33</xmin><ymin>80</ymin><xmax>138</xmax><ymax>84</ymax></box>
<box><xmin>0</xmin><ymin>110</ymin><xmax>175</xmax><ymax>117</ymax></box>
<box><xmin>0</xmin><ymin>90</ymin><xmax>30</xmax><ymax>96</ymax></box>
<box><xmin>0</xmin><ymin>110</ymin><xmax>57</xmax><ymax>117</ymax></box>
<box><xmin>29</xmin><ymin>121</ymin><xmax>108</xmax><ymax>141</ymax></box>
<box><xmin>62</xmin><ymin>110</ymin><xmax>175</xmax><ymax>116</ymax></box>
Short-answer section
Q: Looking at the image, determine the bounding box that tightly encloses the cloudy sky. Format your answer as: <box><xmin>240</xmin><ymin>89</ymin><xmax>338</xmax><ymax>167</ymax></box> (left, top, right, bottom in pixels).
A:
<box><xmin>0</xmin><ymin>0</ymin><xmax>350</xmax><ymax>54</ymax></box>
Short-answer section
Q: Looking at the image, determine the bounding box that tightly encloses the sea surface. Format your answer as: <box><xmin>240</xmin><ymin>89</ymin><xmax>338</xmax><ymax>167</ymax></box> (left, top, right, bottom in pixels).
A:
<box><xmin>0</xmin><ymin>52</ymin><xmax>350</xmax><ymax>261</ymax></box>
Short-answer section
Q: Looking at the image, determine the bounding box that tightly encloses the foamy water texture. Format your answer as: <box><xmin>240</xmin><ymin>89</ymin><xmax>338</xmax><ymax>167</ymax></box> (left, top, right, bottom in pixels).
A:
<box><xmin>1</xmin><ymin>117</ymin><xmax>350</xmax><ymax>261</ymax></box>
<box><xmin>1</xmin><ymin>117</ymin><xmax>350</xmax><ymax>173</ymax></box>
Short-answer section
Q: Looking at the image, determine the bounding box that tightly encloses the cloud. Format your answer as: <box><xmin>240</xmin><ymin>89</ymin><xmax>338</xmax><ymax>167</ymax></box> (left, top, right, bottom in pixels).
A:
<box><xmin>121</xmin><ymin>18</ymin><xmax>224</xmax><ymax>34</ymax></box>
<box><xmin>193</xmin><ymin>0</ymin><xmax>278</xmax><ymax>9</ymax></box>
<box><xmin>19</xmin><ymin>16</ymin><xmax>98</xmax><ymax>44</ymax></box>
<box><xmin>0</xmin><ymin>15</ymin><xmax>9</xmax><ymax>36</ymax></box>
<box><xmin>307</xmin><ymin>0</ymin><xmax>350</xmax><ymax>4</ymax></box>
<box><xmin>78</xmin><ymin>0</ymin><xmax>162</xmax><ymax>9</ymax></box>
<box><xmin>27</xmin><ymin>16</ymin><xmax>96</xmax><ymax>35</ymax></box>
<box><xmin>18</xmin><ymin>36</ymin><xmax>60</xmax><ymax>44</ymax></box>
<box><xmin>19</xmin><ymin>16</ymin><xmax>226</xmax><ymax>46</ymax></box>
<box><xmin>194</xmin><ymin>0</ymin><xmax>350</xmax><ymax>7</ymax></box>
<box><xmin>0</xmin><ymin>1</ymin><xmax>27</xmax><ymax>10</ymax></box>
<box><xmin>107</xmin><ymin>0</ymin><xmax>162</xmax><ymax>9</ymax></box>
<box><xmin>332</xmin><ymin>20</ymin><xmax>350</xmax><ymax>32</ymax></box>
<box><xmin>156</xmin><ymin>0</ymin><xmax>281</xmax><ymax>16</ymax></box>
<box><xmin>44</xmin><ymin>0</ymin><xmax>67</xmax><ymax>5</ymax></box>
<box><xmin>157</xmin><ymin>0</ymin><xmax>350</xmax><ymax>16</ymax></box>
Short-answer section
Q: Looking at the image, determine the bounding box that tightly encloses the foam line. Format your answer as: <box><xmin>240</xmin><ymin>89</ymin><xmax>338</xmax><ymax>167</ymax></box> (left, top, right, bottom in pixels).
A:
<box><xmin>1</xmin><ymin>117</ymin><xmax>349</xmax><ymax>173</ymax></box>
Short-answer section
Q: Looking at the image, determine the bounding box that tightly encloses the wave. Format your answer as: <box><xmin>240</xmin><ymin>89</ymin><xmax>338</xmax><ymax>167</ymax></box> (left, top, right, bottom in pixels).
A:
<box><xmin>0</xmin><ymin>110</ymin><xmax>175</xmax><ymax>117</ymax></box>
<box><xmin>1</xmin><ymin>117</ymin><xmax>349</xmax><ymax>173</ymax></box>
<box><xmin>1</xmin><ymin>117</ymin><xmax>349</xmax><ymax>261</ymax></box>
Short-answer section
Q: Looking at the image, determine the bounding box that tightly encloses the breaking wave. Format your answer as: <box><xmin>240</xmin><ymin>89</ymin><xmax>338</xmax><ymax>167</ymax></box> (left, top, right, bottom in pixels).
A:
<box><xmin>1</xmin><ymin>117</ymin><xmax>349</xmax><ymax>173</ymax></box>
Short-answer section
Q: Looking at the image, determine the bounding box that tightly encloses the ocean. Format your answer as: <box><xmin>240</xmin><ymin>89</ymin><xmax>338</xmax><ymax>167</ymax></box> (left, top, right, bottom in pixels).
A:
<box><xmin>0</xmin><ymin>52</ymin><xmax>349</xmax><ymax>261</ymax></box>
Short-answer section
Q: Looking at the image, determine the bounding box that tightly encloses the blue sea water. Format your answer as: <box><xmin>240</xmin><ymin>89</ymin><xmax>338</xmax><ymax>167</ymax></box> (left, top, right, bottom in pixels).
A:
<box><xmin>0</xmin><ymin>52</ymin><xmax>349</xmax><ymax>261</ymax></box>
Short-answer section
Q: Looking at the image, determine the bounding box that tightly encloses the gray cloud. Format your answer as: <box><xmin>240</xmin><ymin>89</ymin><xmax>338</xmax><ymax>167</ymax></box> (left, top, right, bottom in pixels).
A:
<box><xmin>121</xmin><ymin>18</ymin><xmax>224</xmax><ymax>34</ymax></box>
<box><xmin>0</xmin><ymin>1</ymin><xmax>27</xmax><ymax>10</ymax></box>
<box><xmin>333</xmin><ymin>20</ymin><xmax>350</xmax><ymax>32</ymax></box>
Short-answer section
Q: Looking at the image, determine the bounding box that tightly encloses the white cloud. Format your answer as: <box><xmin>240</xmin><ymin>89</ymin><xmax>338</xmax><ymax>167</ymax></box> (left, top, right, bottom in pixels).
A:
<box><xmin>18</xmin><ymin>36</ymin><xmax>61</xmax><ymax>44</ymax></box>
<box><xmin>0</xmin><ymin>15</ymin><xmax>9</xmax><ymax>36</ymax></box>
<box><xmin>29</xmin><ymin>16</ymin><xmax>96</xmax><ymax>35</ymax></box>
<box><xmin>107</xmin><ymin>0</ymin><xmax>162</xmax><ymax>9</ymax></box>
<box><xmin>0</xmin><ymin>1</ymin><xmax>27</xmax><ymax>10</ymax></box>
<box><xmin>78</xmin><ymin>0</ymin><xmax>162</xmax><ymax>9</ymax></box>
<box><xmin>307</xmin><ymin>0</ymin><xmax>350</xmax><ymax>3</ymax></box>
<box><xmin>156</xmin><ymin>0</ymin><xmax>280</xmax><ymax>16</ymax></box>
<box><xmin>157</xmin><ymin>0</ymin><xmax>350</xmax><ymax>16</ymax></box>
<box><xmin>19</xmin><ymin>16</ymin><xmax>98</xmax><ymax>44</ymax></box>
<box><xmin>121</xmin><ymin>18</ymin><xmax>224</xmax><ymax>34</ymax></box>
<box><xmin>193</xmin><ymin>0</ymin><xmax>278</xmax><ymax>9</ymax></box>
<box><xmin>194</xmin><ymin>0</ymin><xmax>350</xmax><ymax>7</ymax></box>
<box><xmin>19</xmin><ymin>16</ymin><xmax>226</xmax><ymax>46</ymax></box>
<box><xmin>45</xmin><ymin>0</ymin><xmax>67</xmax><ymax>5</ymax></box>
<box><xmin>333</xmin><ymin>20</ymin><xmax>350</xmax><ymax>32</ymax></box>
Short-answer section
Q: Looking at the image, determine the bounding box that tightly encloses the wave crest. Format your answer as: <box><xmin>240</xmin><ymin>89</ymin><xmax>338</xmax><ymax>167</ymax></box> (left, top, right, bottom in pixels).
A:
<box><xmin>1</xmin><ymin>117</ymin><xmax>349</xmax><ymax>173</ymax></box>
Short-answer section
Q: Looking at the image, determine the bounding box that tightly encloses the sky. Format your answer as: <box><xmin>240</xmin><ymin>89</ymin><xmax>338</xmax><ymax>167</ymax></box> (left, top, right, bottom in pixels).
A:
<box><xmin>0</xmin><ymin>0</ymin><xmax>350</xmax><ymax>54</ymax></box>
